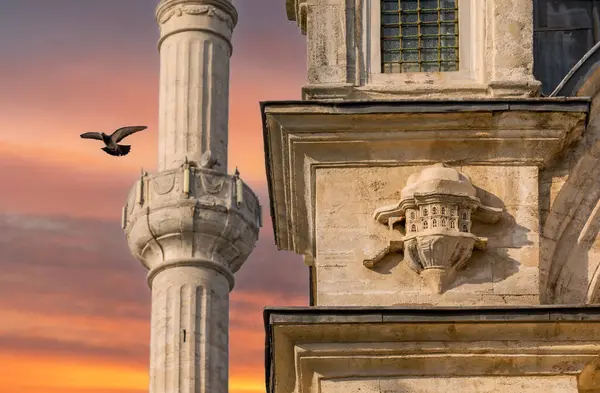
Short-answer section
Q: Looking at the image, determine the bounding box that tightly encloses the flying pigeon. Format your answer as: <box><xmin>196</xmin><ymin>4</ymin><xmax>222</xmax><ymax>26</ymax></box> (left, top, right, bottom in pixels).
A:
<box><xmin>80</xmin><ymin>126</ymin><xmax>147</xmax><ymax>156</ymax></box>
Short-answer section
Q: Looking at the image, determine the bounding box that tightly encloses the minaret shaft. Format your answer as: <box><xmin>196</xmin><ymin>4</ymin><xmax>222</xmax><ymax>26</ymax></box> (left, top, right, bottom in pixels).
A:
<box><xmin>149</xmin><ymin>267</ymin><xmax>229</xmax><ymax>393</ymax></box>
<box><xmin>121</xmin><ymin>2</ymin><xmax>258</xmax><ymax>393</ymax></box>
<box><xmin>158</xmin><ymin>32</ymin><xmax>230</xmax><ymax>172</ymax></box>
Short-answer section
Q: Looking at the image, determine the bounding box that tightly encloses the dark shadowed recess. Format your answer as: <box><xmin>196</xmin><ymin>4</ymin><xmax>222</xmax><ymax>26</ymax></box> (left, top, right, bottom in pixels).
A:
<box><xmin>534</xmin><ymin>0</ymin><xmax>600</xmax><ymax>95</ymax></box>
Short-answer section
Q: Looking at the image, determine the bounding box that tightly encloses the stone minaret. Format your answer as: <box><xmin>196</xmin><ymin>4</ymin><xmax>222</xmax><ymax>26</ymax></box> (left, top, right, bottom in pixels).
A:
<box><xmin>122</xmin><ymin>1</ymin><xmax>261</xmax><ymax>392</ymax></box>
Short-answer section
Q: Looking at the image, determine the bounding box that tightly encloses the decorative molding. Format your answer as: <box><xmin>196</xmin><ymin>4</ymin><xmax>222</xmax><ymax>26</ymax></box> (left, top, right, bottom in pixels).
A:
<box><xmin>159</xmin><ymin>5</ymin><xmax>234</xmax><ymax>29</ymax></box>
<box><xmin>261</xmin><ymin>100</ymin><xmax>589</xmax><ymax>260</ymax></box>
<box><xmin>151</xmin><ymin>172</ymin><xmax>176</xmax><ymax>195</ymax></box>
<box><xmin>363</xmin><ymin>164</ymin><xmax>503</xmax><ymax>293</ymax></box>
<box><xmin>267</xmin><ymin>312</ymin><xmax>600</xmax><ymax>393</ymax></box>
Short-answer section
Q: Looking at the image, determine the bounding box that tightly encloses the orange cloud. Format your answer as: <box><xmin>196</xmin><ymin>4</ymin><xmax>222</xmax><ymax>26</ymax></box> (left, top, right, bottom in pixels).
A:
<box><xmin>0</xmin><ymin>353</ymin><xmax>146</xmax><ymax>392</ymax></box>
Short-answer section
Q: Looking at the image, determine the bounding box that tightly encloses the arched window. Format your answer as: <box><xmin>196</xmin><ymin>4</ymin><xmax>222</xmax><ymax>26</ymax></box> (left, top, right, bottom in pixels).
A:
<box><xmin>432</xmin><ymin>219</ymin><xmax>437</xmax><ymax>228</ymax></box>
<box><xmin>410</xmin><ymin>211</ymin><xmax>416</xmax><ymax>220</ymax></box>
<box><xmin>441</xmin><ymin>207</ymin><xmax>446</xmax><ymax>215</ymax></box>
<box><xmin>432</xmin><ymin>206</ymin><xmax>438</xmax><ymax>215</ymax></box>
<box><xmin>423</xmin><ymin>221</ymin><xmax>428</xmax><ymax>229</ymax></box>
<box><xmin>441</xmin><ymin>219</ymin><xmax>446</xmax><ymax>227</ymax></box>
<box><xmin>450</xmin><ymin>220</ymin><xmax>455</xmax><ymax>229</ymax></box>
<box><xmin>423</xmin><ymin>208</ymin><xmax>428</xmax><ymax>216</ymax></box>
<box><xmin>462</xmin><ymin>212</ymin><xmax>468</xmax><ymax>220</ymax></box>
<box><xmin>462</xmin><ymin>225</ymin><xmax>468</xmax><ymax>232</ymax></box>
<box><xmin>410</xmin><ymin>224</ymin><xmax>416</xmax><ymax>232</ymax></box>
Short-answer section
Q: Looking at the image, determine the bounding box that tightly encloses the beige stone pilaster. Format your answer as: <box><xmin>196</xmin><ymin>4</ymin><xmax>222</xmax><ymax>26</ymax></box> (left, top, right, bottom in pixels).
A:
<box><xmin>486</xmin><ymin>0</ymin><xmax>541</xmax><ymax>97</ymax></box>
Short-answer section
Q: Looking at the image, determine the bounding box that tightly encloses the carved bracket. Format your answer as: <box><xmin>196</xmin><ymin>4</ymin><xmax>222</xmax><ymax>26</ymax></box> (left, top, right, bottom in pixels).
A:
<box><xmin>363</xmin><ymin>163</ymin><xmax>503</xmax><ymax>294</ymax></box>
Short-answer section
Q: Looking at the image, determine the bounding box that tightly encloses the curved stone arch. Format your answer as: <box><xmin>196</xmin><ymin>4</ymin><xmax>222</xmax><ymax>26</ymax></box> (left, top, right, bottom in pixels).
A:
<box><xmin>543</xmin><ymin>120</ymin><xmax>600</xmax><ymax>303</ymax></box>
<box><xmin>542</xmin><ymin>44</ymin><xmax>600</xmax><ymax>304</ymax></box>
<box><xmin>543</xmin><ymin>96</ymin><xmax>600</xmax><ymax>304</ymax></box>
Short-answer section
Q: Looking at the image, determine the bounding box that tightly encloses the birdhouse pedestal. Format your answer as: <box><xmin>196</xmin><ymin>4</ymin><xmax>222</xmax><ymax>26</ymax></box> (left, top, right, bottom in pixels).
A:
<box><xmin>365</xmin><ymin>164</ymin><xmax>503</xmax><ymax>294</ymax></box>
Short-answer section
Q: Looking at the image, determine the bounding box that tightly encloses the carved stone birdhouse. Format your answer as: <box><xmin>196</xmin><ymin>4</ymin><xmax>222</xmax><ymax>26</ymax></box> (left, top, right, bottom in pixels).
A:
<box><xmin>364</xmin><ymin>163</ymin><xmax>504</xmax><ymax>294</ymax></box>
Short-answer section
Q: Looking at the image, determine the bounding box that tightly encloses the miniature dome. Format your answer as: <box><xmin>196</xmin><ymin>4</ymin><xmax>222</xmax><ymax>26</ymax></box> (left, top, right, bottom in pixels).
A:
<box><xmin>401</xmin><ymin>164</ymin><xmax>476</xmax><ymax>200</ymax></box>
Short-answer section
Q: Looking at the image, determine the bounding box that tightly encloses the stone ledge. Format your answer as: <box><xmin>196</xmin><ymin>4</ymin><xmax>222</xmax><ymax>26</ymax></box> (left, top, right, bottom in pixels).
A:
<box><xmin>265</xmin><ymin>305</ymin><xmax>600</xmax><ymax>324</ymax></box>
<box><xmin>264</xmin><ymin>306</ymin><xmax>600</xmax><ymax>393</ymax></box>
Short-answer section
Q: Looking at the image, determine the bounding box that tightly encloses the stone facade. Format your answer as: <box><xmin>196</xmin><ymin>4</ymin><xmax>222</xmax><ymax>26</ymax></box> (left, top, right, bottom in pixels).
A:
<box><xmin>263</xmin><ymin>100</ymin><xmax>588</xmax><ymax>306</ymax></box>
<box><xmin>263</xmin><ymin>0</ymin><xmax>600</xmax><ymax>392</ymax></box>
<box><xmin>286</xmin><ymin>0</ymin><xmax>540</xmax><ymax>100</ymax></box>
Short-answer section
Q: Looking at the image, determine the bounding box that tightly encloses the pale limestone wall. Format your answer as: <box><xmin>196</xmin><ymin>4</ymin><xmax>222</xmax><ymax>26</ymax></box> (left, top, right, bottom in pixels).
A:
<box><xmin>315</xmin><ymin>165</ymin><xmax>540</xmax><ymax>306</ymax></box>
<box><xmin>306</xmin><ymin>0</ymin><xmax>348</xmax><ymax>85</ymax></box>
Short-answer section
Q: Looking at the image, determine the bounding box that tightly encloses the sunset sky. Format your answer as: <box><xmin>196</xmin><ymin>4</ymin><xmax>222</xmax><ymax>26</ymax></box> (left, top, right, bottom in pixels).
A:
<box><xmin>0</xmin><ymin>1</ymin><xmax>308</xmax><ymax>392</ymax></box>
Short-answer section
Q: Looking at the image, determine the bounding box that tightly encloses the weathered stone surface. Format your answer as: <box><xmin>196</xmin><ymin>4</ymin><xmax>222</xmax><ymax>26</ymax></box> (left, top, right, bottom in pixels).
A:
<box><xmin>261</xmin><ymin>3</ymin><xmax>600</xmax><ymax>393</ymax></box>
<box><xmin>124</xmin><ymin>165</ymin><xmax>260</xmax><ymax>274</ymax></box>
<box><xmin>314</xmin><ymin>165</ymin><xmax>538</xmax><ymax>305</ymax></box>
<box><xmin>157</xmin><ymin>0</ymin><xmax>236</xmax><ymax>172</ymax></box>
<box><xmin>261</xmin><ymin>99</ymin><xmax>591</xmax><ymax>307</ymax></box>
<box><xmin>541</xmin><ymin>87</ymin><xmax>600</xmax><ymax>304</ymax></box>
<box><xmin>286</xmin><ymin>0</ymin><xmax>541</xmax><ymax>99</ymax></box>
<box><xmin>263</xmin><ymin>100</ymin><xmax>588</xmax><ymax>262</ymax></box>
<box><xmin>365</xmin><ymin>164</ymin><xmax>503</xmax><ymax>294</ymax></box>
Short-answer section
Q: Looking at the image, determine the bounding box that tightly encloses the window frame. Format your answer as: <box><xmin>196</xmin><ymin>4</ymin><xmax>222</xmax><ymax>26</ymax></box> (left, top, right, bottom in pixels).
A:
<box><xmin>363</xmin><ymin>0</ymin><xmax>483</xmax><ymax>86</ymax></box>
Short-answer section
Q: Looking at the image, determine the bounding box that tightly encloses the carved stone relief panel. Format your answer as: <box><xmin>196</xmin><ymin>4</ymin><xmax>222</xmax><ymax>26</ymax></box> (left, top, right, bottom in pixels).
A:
<box><xmin>364</xmin><ymin>163</ymin><xmax>503</xmax><ymax>293</ymax></box>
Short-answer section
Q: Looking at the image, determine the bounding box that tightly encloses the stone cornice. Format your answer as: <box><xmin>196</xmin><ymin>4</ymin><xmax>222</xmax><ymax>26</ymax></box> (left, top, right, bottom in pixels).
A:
<box><xmin>261</xmin><ymin>99</ymin><xmax>590</xmax><ymax>258</ymax></box>
<box><xmin>265</xmin><ymin>306</ymin><xmax>600</xmax><ymax>393</ymax></box>
<box><xmin>156</xmin><ymin>0</ymin><xmax>237</xmax><ymax>29</ymax></box>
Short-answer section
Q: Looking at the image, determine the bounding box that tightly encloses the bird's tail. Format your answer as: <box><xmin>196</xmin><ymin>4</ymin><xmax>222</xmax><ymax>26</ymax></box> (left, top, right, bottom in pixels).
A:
<box><xmin>117</xmin><ymin>144</ymin><xmax>131</xmax><ymax>156</ymax></box>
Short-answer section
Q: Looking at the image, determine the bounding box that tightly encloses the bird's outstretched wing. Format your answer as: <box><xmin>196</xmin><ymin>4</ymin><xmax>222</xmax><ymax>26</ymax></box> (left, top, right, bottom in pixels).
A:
<box><xmin>111</xmin><ymin>126</ymin><xmax>147</xmax><ymax>143</ymax></box>
<box><xmin>80</xmin><ymin>132</ymin><xmax>103</xmax><ymax>140</ymax></box>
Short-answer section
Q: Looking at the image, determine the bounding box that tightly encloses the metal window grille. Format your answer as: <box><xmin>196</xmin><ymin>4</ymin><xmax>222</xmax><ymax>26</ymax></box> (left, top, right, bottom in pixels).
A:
<box><xmin>381</xmin><ymin>0</ymin><xmax>459</xmax><ymax>73</ymax></box>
